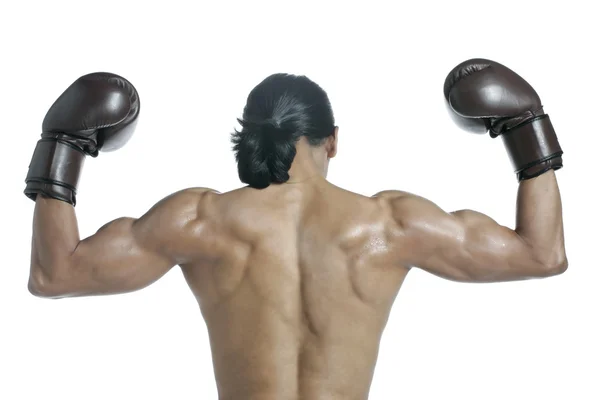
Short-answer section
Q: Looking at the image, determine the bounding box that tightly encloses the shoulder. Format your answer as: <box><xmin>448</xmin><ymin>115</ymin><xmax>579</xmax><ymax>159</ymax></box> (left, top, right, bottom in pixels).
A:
<box><xmin>372</xmin><ymin>190</ymin><xmax>430</xmax><ymax>210</ymax></box>
<box><xmin>165</xmin><ymin>187</ymin><xmax>221</xmax><ymax>202</ymax></box>
<box><xmin>135</xmin><ymin>188</ymin><xmax>224</xmax><ymax>262</ymax></box>
<box><xmin>155</xmin><ymin>187</ymin><xmax>220</xmax><ymax>210</ymax></box>
<box><xmin>372</xmin><ymin>189</ymin><xmax>415</xmax><ymax>200</ymax></box>
<box><xmin>372</xmin><ymin>190</ymin><xmax>447</xmax><ymax>228</ymax></box>
<box><xmin>140</xmin><ymin>187</ymin><xmax>222</xmax><ymax>228</ymax></box>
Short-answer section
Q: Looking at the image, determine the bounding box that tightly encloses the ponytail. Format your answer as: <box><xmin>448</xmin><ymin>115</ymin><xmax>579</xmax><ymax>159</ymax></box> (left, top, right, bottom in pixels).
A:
<box><xmin>232</xmin><ymin>118</ymin><xmax>299</xmax><ymax>189</ymax></box>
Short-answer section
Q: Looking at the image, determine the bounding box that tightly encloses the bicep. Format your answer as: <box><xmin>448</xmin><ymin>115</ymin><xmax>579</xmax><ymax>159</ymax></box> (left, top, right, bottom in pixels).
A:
<box><xmin>67</xmin><ymin>217</ymin><xmax>175</xmax><ymax>296</ymax></box>
<box><xmin>61</xmin><ymin>189</ymin><xmax>208</xmax><ymax>297</ymax></box>
<box><xmin>391</xmin><ymin>195</ymin><xmax>542</xmax><ymax>282</ymax></box>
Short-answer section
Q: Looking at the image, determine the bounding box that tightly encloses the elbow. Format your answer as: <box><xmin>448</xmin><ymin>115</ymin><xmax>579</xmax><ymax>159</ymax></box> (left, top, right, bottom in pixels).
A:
<box><xmin>550</xmin><ymin>257</ymin><xmax>569</xmax><ymax>276</ymax></box>
<box><xmin>28</xmin><ymin>265</ymin><xmax>68</xmax><ymax>299</ymax></box>
<box><xmin>537</xmin><ymin>255</ymin><xmax>569</xmax><ymax>278</ymax></box>
<box><xmin>28</xmin><ymin>277</ymin><xmax>48</xmax><ymax>298</ymax></box>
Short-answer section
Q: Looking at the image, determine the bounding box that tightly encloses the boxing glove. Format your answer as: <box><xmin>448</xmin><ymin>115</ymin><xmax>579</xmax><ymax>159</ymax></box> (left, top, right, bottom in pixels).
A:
<box><xmin>24</xmin><ymin>73</ymin><xmax>140</xmax><ymax>205</ymax></box>
<box><xmin>443</xmin><ymin>58</ymin><xmax>562</xmax><ymax>181</ymax></box>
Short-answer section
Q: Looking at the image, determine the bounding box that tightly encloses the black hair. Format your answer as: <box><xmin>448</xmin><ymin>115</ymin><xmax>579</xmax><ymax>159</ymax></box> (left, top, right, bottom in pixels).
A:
<box><xmin>231</xmin><ymin>73</ymin><xmax>335</xmax><ymax>189</ymax></box>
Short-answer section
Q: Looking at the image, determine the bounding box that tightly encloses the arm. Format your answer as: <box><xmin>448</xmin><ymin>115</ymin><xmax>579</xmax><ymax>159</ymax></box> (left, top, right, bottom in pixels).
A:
<box><xmin>382</xmin><ymin>171</ymin><xmax>567</xmax><ymax>283</ymax></box>
<box><xmin>28</xmin><ymin>188</ymin><xmax>215</xmax><ymax>298</ymax></box>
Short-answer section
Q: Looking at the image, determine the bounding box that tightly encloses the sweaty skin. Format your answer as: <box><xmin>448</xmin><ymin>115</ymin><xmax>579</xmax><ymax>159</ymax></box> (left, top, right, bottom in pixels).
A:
<box><xmin>28</xmin><ymin>136</ymin><xmax>567</xmax><ymax>400</ymax></box>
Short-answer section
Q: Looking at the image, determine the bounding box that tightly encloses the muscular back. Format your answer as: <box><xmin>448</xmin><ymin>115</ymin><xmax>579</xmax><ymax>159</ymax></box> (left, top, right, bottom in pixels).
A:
<box><xmin>181</xmin><ymin>181</ymin><xmax>409</xmax><ymax>399</ymax></box>
<box><xmin>29</xmin><ymin>172</ymin><xmax>565</xmax><ymax>400</ymax></box>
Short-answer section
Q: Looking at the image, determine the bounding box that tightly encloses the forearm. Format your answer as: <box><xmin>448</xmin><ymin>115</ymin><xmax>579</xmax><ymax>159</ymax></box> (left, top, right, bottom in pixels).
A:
<box><xmin>515</xmin><ymin>170</ymin><xmax>566</xmax><ymax>267</ymax></box>
<box><xmin>30</xmin><ymin>196</ymin><xmax>80</xmax><ymax>287</ymax></box>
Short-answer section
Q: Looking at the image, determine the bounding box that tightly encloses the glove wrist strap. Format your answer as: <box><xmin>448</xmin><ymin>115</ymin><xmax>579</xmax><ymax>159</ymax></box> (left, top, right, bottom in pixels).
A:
<box><xmin>24</xmin><ymin>138</ymin><xmax>86</xmax><ymax>206</ymax></box>
<box><xmin>501</xmin><ymin>115</ymin><xmax>563</xmax><ymax>181</ymax></box>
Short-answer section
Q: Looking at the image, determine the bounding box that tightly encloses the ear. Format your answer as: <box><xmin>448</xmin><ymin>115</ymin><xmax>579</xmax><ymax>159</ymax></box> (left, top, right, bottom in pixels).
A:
<box><xmin>327</xmin><ymin>126</ymin><xmax>339</xmax><ymax>158</ymax></box>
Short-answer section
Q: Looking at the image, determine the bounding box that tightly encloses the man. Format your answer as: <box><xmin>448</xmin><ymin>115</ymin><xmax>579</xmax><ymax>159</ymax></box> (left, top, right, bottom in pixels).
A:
<box><xmin>25</xmin><ymin>59</ymin><xmax>566</xmax><ymax>400</ymax></box>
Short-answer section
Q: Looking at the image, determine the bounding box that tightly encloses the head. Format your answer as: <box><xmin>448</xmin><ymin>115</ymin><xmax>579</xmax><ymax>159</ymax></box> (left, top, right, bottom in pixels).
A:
<box><xmin>231</xmin><ymin>73</ymin><xmax>337</xmax><ymax>189</ymax></box>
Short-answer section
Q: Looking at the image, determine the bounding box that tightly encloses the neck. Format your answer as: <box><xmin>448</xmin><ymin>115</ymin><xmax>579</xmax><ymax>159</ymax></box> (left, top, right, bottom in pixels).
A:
<box><xmin>286</xmin><ymin>139</ymin><xmax>325</xmax><ymax>183</ymax></box>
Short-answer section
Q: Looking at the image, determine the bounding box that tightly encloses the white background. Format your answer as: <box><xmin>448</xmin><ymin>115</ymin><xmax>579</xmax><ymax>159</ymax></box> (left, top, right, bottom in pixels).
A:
<box><xmin>1</xmin><ymin>1</ymin><xmax>598</xmax><ymax>399</ymax></box>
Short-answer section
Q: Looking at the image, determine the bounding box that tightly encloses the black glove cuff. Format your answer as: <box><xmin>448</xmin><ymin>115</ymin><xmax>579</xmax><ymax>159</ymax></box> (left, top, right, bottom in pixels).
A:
<box><xmin>24</xmin><ymin>138</ymin><xmax>86</xmax><ymax>206</ymax></box>
<box><xmin>501</xmin><ymin>115</ymin><xmax>563</xmax><ymax>181</ymax></box>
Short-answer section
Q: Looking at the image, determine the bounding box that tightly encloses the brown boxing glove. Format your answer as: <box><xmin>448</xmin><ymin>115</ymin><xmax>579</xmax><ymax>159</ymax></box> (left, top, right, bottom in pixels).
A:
<box><xmin>24</xmin><ymin>73</ymin><xmax>140</xmax><ymax>205</ymax></box>
<box><xmin>443</xmin><ymin>58</ymin><xmax>562</xmax><ymax>181</ymax></box>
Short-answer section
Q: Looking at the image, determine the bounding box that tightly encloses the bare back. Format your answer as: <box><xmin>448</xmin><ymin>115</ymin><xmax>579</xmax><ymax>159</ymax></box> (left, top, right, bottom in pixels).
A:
<box><xmin>30</xmin><ymin>172</ymin><xmax>565</xmax><ymax>399</ymax></box>
<box><xmin>181</xmin><ymin>181</ymin><xmax>409</xmax><ymax>400</ymax></box>
<box><xmin>27</xmin><ymin>64</ymin><xmax>567</xmax><ymax>400</ymax></box>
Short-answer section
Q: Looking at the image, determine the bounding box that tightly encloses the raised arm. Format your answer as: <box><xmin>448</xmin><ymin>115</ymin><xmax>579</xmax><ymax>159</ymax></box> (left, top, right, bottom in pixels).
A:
<box><xmin>382</xmin><ymin>58</ymin><xmax>567</xmax><ymax>282</ymax></box>
<box><xmin>28</xmin><ymin>188</ymin><xmax>214</xmax><ymax>298</ymax></box>
<box><xmin>381</xmin><ymin>171</ymin><xmax>566</xmax><ymax>282</ymax></box>
<box><xmin>23</xmin><ymin>72</ymin><xmax>217</xmax><ymax>298</ymax></box>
